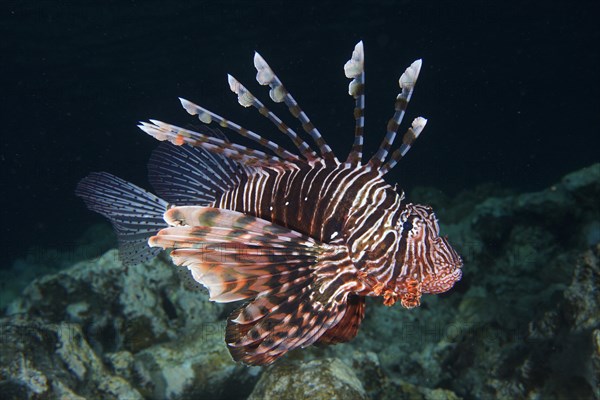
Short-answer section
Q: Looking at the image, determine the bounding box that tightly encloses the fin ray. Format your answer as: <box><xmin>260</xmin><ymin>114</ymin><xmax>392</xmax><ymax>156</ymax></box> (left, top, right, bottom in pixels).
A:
<box><xmin>179</xmin><ymin>97</ymin><xmax>302</xmax><ymax>163</ymax></box>
<box><xmin>147</xmin><ymin>205</ymin><xmax>359</xmax><ymax>365</ymax></box>
<box><xmin>253</xmin><ymin>52</ymin><xmax>339</xmax><ymax>165</ymax></box>
<box><xmin>227</xmin><ymin>74</ymin><xmax>320</xmax><ymax>163</ymax></box>
<box><xmin>370</xmin><ymin>59</ymin><xmax>422</xmax><ymax>169</ymax></box>
<box><xmin>317</xmin><ymin>294</ymin><xmax>365</xmax><ymax>344</ymax></box>
<box><xmin>75</xmin><ymin>172</ymin><xmax>168</xmax><ymax>265</ymax></box>
<box><xmin>380</xmin><ymin>117</ymin><xmax>427</xmax><ymax>174</ymax></box>
<box><xmin>139</xmin><ymin>120</ymin><xmax>290</xmax><ymax>167</ymax></box>
<box><xmin>344</xmin><ymin>41</ymin><xmax>365</xmax><ymax>166</ymax></box>
<box><xmin>148</xmin><ymin>140</ymin><xmax>244</xmax><ymax>205</ymax></box>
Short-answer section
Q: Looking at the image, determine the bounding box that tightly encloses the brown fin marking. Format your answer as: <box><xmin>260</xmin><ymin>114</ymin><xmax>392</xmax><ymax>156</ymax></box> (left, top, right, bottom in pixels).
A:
<box><xmin>225</xmin><ymin>281</ymin><xmax>315</xmax><ymax>365</ymax></box>
<box><xmin>225</xmin><ymin>248</ymin><xmax>358</xmax><ymax>366</ymax></box>
<box><xmin>226</xmin><ymin>283</ymin><xmax>348</xmax><ymax>366</ymax></box>
<box><xmin>149</xmin><ymin>207</ymin><xmax>319</xmax><ymax>303</ymax></box>
<box><xmin>168</xmin><ymin>247</ymin><xmax>314</xmax><ymax>302</ymax></box>
<box><xmin>149</xmin><ymin>205</ymin><xmax>359</xmax><ymax>365</ymax></box>
<box><xmin>316</xmin><ymin>294</ymin><xmax>365</xmax><ymax>345</ymax></box>
<box><xmin>160</xmin><ymin>206</ymin><xmax>314</xmax><ymax>242</ymax></box>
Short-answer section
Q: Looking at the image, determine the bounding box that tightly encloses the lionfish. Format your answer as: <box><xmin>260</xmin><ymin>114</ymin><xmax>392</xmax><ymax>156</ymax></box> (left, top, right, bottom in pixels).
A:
<box><xmin>76</xmin><ymin>41</ymin><xmax>462</xmax><ymax>365</ymax></box>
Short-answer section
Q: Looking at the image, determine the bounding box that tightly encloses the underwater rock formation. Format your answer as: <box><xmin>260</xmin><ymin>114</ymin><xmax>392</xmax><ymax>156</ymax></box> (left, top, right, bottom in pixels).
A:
<box><xmin>248</xmin><ymin>358</ymin><xmax>367</xmax><ymax>400</ymax></box>
<box><xmin>6</xmin><ymin>250</ymin><xmax>224</xmax><ymax>354</ymax></box>
<box><xmin>105</xmin><ymin>324</ymin><xmax>259</xmax><ymax>399</ymax></box>
<box><xmin>2</xmin><ymin>251</ymin><xmax>256</xmax><ymax>399</ymax></box>
<box><xmin>0</xmin><ymin>318</ymin><xmax>143</xmax><ymax>399</ymax></box>
<box><xmin>0</xmin><ymin>163</ymin><xmax>598</xmax><ymax>399</ymax></box>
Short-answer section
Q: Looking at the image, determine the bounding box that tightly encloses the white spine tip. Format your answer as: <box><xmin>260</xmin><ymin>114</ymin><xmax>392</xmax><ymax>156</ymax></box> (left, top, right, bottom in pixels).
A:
<box><xmin>399</xmin><ymin>59</ymin><xmax>422</xmax><ymax>89</ymax></box>
<box><xmin>412</xmin><ymin>117</ymin><xmax>427</xmax><ymax>138</ymax></box>
<box><xmin>227</xmin><ymin>74</ymin><xmax>238</xmax><ymax>92</ymax></box>
<box><xmin>413</xmin><ymin>116</ymin><xmax>427</xmax><ymax>126</ymax></box>
<box><xmin>179</xmin><ymin>98</ymin><xmax>196</xmax><ymax>115</ymax></box>
<box><xmin>253</xmin><ymin>52</ymin><xmax>267</xmax><ymax>69</ymax></box>
<box><xmin>227</xmin><ymin>74</ymin><xmax>253</xmax><ymax>107</ymax></box>
<box><xmin>254</xmin><ymin>51</ymin><xmax>273</xmax><ymax>85</ymax></box>
<box><xmin>344</xmin><ymin>40</ymin><xmax>365</xmax><ymax>79</ymax></box>
<box><xmin>227</xmin><ymin>73</ymin><xmax>236</xmax><ymax>86</ymax></box>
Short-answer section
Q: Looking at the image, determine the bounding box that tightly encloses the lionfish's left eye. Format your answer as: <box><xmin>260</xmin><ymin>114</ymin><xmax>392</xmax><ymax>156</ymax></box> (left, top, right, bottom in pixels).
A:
<box><xmin>402</xmin><ymin>220</ymin><xmax>413</xmax><ymax>231</ymax></box>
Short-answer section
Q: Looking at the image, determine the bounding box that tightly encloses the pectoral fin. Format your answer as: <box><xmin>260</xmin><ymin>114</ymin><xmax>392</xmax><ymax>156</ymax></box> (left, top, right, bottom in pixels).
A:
<box><xmin>149</xmin><ymin>206</ymin><xmax>360</xmax><ymax>365</ymax></box>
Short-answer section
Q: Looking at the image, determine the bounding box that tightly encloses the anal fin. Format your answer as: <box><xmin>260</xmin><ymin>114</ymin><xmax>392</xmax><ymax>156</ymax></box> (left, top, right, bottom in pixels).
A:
<box><xmin>316</xmin><ymin>294</ymin><xmax>365</xmax><ymax>345</ymax></box>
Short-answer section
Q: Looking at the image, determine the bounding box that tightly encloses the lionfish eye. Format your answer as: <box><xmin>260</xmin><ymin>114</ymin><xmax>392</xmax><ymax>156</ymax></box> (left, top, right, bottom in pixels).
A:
<box><xmin>402</xmin><ymin>220</ymin><xmax>413</xmax><ymax>231</ymax></box>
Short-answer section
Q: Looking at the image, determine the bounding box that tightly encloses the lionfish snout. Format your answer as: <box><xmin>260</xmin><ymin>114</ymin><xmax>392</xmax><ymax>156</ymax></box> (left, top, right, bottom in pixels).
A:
<box><xmin>422</xmin><ymin>235</ymin><xmax>463</xmax><ymax>294</ymax></box>
<box><xmin>398</xmin><ymin>204</ymin><xmax>463</xmax><ymax>298</ymax></box>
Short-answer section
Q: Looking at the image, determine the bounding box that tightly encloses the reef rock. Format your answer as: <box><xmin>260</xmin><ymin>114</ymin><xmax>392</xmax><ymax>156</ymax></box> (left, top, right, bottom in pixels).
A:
<box><xmin>353</xmin><ymin>163</ymin><xmax>599</xmax><ymax>398</ymax></box>
<box><xmin>2</xmin><ymin>250</ymin><xmax>258</xmax><ymax>399</ymax></box>
<box><xmin>105</xmin><ymin>321</ymin><xmax>259</xmax><ymax>400</ymax></box>
<box><xmin>6</xmin><ymin>250</ymin><xmax>223</xmax><ymax>354</ymax></box>
<box><xmin>248</xmin><ymin>358</ymin><xmax>367</xmax><ymax>400</ymax></box>
<box><xmin>447</xmin><ymin>243</ymin><xmax>600</xmax><ymax>399</ymax></box>
<box><xmin>0</xmin><ymin>318</ymin><xmax>142</xmax><ymax>399</ymax></box>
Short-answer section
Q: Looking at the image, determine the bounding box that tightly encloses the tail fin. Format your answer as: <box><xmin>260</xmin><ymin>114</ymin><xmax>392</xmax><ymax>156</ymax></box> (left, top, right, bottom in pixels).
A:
<box><xmin>75</xmin><ymin>172</ymin><xmax>169</xmax><ymax>265</ymax></box>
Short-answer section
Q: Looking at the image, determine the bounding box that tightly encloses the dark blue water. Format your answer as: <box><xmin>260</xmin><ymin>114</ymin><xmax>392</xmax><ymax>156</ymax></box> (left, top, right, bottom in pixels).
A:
<box><xmin>1</xmin><ymin>1</ymin><xmax>598</xmax><ymax>265</ymax></box>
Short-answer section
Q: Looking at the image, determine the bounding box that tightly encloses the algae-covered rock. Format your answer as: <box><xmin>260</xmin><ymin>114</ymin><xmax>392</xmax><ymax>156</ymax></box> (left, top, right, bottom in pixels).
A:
<box><xmin>380</xmin><ymin>378</ymin><xmax>462</xmax><ymax>400</ymax></box>
<box><xmin>248</xmin><ymin>358</ymin><xmax>367</xmax><ymax>400</ymax></box>
<box><xmin>0</xmin><ymin>317</ymin><xmax>142</xmax><ymax>399</ymax></box>
<box><xmin>1</xmin><ymin>249</ymin><xmax>255</xmax><ymax>399</ymax></box>
<box><xmin>592</xmin><ymin>329</ymin><xmax>600</xmax><ymax>397</ymax></box>
<box><xmin>441</xmin><ymin>244</ymin><xmax>600</xmax><ymax>399</ymax></box>
<box><xmin>120</xmin><ymin>321</ymin><xmax>259</xmax><ymax>400</ymax></box>
<box><xmin>5</xmin><ymin>250</ymin><xmax>223</xmax><ymax>354</ymax></box>
<box><xmin>563</xmin><ymin>243</ymin><xmax>600</xmax><ymax>330</ymax></box>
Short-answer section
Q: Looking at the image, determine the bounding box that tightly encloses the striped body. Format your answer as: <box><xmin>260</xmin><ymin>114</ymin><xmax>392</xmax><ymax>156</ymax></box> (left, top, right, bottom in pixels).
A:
<box><xmin>77</xmin><ymin>41</ymin><xmax>463</xmax><ymax>366</ymax></box>
<box><xmin>216</xmin><ymin>163</ymin><xmax>461</xmax><ymax>303</ymax></box>
<box><xmin>215</xmin><ymin>164</ymin><xmax>390</xmax><ymax>242</ymax></box>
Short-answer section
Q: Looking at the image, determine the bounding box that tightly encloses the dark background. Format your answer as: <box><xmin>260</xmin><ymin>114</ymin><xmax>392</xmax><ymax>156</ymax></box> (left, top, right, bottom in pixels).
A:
<box><xmin>2</xmin><ymin>1</ymin><xmax>599</xmax><ymax>267</ymax></box>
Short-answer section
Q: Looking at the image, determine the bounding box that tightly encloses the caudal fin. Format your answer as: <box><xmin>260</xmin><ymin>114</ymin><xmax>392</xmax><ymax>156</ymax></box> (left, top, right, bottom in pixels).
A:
<box><xmin>75</xmin><ymin>172</ymin><xmax>169</xmax><ymax>265</ymax></box>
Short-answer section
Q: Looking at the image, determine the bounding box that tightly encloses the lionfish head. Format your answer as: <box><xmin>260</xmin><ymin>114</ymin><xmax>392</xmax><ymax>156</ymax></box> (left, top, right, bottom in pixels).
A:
<box><xmin>398</xmin><ymin>203</ymin><xmax>463</xmax><ymax>298</ymax></box>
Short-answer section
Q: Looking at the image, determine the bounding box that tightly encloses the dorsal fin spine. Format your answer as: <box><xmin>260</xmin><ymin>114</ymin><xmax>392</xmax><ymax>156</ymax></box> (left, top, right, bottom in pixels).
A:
<box><xmin>369</xmin><ymin>59</ymin><xmax>422</xmax><ymax>169</ymax></box>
